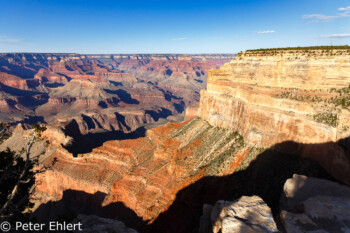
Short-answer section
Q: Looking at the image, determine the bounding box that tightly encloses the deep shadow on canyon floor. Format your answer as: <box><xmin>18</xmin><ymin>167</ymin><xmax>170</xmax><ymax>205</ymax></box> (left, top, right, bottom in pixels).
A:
<box><xmin>62</xmin><ymin>107</ymin><xmax>177</xmax><ymax>156</ymax></box>
<box><xmin>33</xmin><ymin>137</ymin><xmax>349</xmax><ymax>233</ymax></box>
<box><xmin>33</xmin><ymin>190</ymin><xmax>145</xmax><ymax>231</ymax></box>
<box><xmin>62</xmin><ymin>119</ymin><xmax>147</xmax><ymax>156</ymax></box>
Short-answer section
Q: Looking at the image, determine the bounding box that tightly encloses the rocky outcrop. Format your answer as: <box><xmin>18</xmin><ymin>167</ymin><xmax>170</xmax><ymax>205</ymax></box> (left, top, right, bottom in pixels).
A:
<box><xmin>0</xmin><ymin>72</ymin><xmax>39</xmax><ymax>90</ymax></box>
<box><xmin>35</xmin><ymin>169</ymin><xmax>108</xmax><ymax>204</ymax></box>
<box><xmin>199</xmin><ymin>49</ymin><xmax>350</xmax><ymax>146</ymax></box>
<box><xmin>199</xmin><ymin>196</ymin><xmax>278</xmax><ymax>233</ymax></box>
<box><xmin>198</xmin><ymin>174</ymin><xmax>350</xmax><ymax>233</ymax></box>
<box><xmin>214</xmin><ymin>49</ymin><xmax>350</xmax><ymax>90</ymax></box>
<box><xmin>280</xmin><ymin>174</ymin><xmax>350</xmax><ymax>233</ymax></box>
<box><xmin>34</xmin><ymin>68</ymin><xmax>68</xmax><ymax>82</ymax></box>
<box><xmin>15</xmin><ymin>110</ymin><xmax>339</xmax><ymax>233</ymax></box>
<box><xmin>35</xmin><ymin>118</ymin><xmax>253</xmax><ymax>224</ymax></box>
<box><xmin>198</xmin><ymin>48</ymin><xmax>350</xmax><ymax>184</ymax></box>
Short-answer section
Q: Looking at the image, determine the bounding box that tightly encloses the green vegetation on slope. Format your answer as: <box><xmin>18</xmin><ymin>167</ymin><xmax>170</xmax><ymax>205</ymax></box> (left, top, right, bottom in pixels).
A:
<box><xmin>273</xmin><ymin>92</ymin><xmax>323</xmax><ymax>103</ymax></box>
<box><xmin>171</xmin><ymin>117</ymin><xmax>246</xmax><ymax>176</ymax></box>
<box><xmin>328</xmin><ymin>85</ymin><xmax>350</xmax><ymax>109</ymax></box>
<box><xmin>313</xmin><ymin>113</ymin><xmax>338</xmax><ymax>127</ymax></box>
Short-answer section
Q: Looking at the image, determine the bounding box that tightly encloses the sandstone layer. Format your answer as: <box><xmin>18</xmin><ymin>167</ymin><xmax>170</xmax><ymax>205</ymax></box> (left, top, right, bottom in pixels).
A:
<box><xmin>198</xmin><ymin>48</ymin><xmax>350</xmax><ymax>184</ymax></box>
<box><xmin>35</xmin><ymin>118</ymin><xmax>252</xmax><ymax>223</ymax></box>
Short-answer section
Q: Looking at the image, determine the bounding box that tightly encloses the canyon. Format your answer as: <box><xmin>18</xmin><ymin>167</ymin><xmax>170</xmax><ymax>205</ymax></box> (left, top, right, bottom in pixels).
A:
<box><xmin>0</xmin><ymin>53</ymin><xmax>234</xmax><ymax>136</ymax></box>
<box><xmin>1</xmin><ymin>47</ymin><xmax>350</xmax><ymax>232</ymax></box>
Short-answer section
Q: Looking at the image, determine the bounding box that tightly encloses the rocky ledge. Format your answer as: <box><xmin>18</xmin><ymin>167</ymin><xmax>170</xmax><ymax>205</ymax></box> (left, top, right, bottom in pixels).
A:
<box><xmin>199</xmin><ymin>48</ymin><xmax>350</xmax><ymax>184</ymax></box>
<box><xmin>200</xmin><ymin>174</ymin><xmax>350</xmax><ymax>233</ymax></box>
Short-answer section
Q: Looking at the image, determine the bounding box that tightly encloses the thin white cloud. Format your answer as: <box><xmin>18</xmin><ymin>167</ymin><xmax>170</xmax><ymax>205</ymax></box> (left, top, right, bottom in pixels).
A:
<box><xmin>257</xmin><ymin>30</ymin><xmax>275</xmax><ymax>34</ymax></box>
<box><xmin>172</xmin><ymin>38</ymin><xmax>187</xmax><ymax>41</ymax></box>
<box><xmin>0</xmin><ymin>36</ymin><xmax>20</xmax><ymax>43</ymax></box>
<box><xmin>318</xmin><ymin>33</ymin><xmax>350</xmax><ymax>39</ymax></box>
<box><xmin>302</xmin><ymin>14</ymin><xmax>339</xmax><ymax>22</ymax></box>
<box><xmin>303</xmin><ymin>6</ymin><xmax>350</xmax><ymax>22</ymax></box>
<box><xmin>338</xmin><ymin>6</ymin><xmax>350</xmax><ymax>11</ymax></box>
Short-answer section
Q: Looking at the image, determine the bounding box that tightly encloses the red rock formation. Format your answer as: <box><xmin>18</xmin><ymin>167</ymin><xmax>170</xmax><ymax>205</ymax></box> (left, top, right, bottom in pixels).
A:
<box><xmin>116</xmin><ymin>58</ymin><xmax>228</xmax><ymax>107</ymax></box>
<box><xmin>0</xmin><ymin>72</ymin><xmax>40</xmax><ymax>89</ymax></box>
<box><xmin>0</xmin><ymin>53</ymin><xmax>234</xmax><ymax>125</ymax></box>
<box><xmin>36</xmin><ymin>118</ymin><xmax>251</xmax><ymax>223</ymax></box>
<box><xmin>34</xmin><ymin>68</ymin><xmax>68</xmax><ymax>84</ymax></box>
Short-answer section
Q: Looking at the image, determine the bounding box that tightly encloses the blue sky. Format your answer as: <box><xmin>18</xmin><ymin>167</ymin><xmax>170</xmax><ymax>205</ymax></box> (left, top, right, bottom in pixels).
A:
<box><xmin>0</xmin><ymin>0</ymin><xmax>349</xmax><ymax>53</ymax></box>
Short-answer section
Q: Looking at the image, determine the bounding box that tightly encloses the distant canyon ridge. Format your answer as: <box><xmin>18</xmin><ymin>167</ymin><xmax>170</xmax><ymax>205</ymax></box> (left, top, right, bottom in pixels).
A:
<box><xmin>0</xmin><ymin>53</ymin><xmax>234</xmax><ymax>135</ymax></box>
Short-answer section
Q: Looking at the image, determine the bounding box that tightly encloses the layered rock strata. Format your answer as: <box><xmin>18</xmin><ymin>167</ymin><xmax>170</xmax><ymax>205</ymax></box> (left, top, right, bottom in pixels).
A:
<box><xmin>198</xmin><ymin>48</ymin><xmax>350</xmax><ymax>184</ymax></box>
<box><xmin>35</xmin><ymin>117</ymin><xmax>253</xmax><ymax>224</ymax></box>
<box><xmin>0</xmin><ymin>52</ymin><xmax>233</xmax><ymax>131</ymax></box>
<box><xmin>199</xmin><ymin>49</ymin><xmax>350</xmax><ymax>146</ymax></box>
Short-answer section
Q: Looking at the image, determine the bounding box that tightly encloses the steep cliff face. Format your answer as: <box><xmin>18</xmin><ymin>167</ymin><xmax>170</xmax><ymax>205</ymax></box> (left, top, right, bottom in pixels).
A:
<box><xmin>199</xmin><ymin>48</ymin><xmax>350</xmax><ymax>183</ymax></box>
<box><xmin>212</xmin><ymin>49</ymin><xmax>350</xmax><ymax>90</ymax></box>
<box><xmin>200</xmin><ymin>49</ymin><xmax>350</xmax><ymax>145</ymax></box>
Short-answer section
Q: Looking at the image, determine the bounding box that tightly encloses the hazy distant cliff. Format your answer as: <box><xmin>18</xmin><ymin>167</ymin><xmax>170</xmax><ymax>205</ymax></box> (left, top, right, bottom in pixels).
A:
<box><xmin>0</xmin><ymin>52</ymin><xmax>234</xmax><ymax>124</ymax></box>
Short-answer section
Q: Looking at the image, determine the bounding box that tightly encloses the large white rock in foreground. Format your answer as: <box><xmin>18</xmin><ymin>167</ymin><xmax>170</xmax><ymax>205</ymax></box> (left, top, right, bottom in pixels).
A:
<box><xmin>200</xmin><ymin>195</ymin><xmax>278</xmax><ymax>233</ymax></box>
<box><xmin>280</xmin><ymin>174</ymin><xmax>350</xmax><ymax>233</ymax></box>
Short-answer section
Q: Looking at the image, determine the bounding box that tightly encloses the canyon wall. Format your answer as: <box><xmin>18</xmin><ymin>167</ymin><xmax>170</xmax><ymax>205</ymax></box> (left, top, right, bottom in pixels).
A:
<box><xmin>199</xmin><ymin>48</ymin><xmax>350</xmax><ymax>183</ymax></box>
<box><xmin>211</xmin><ymin>49</ymin><xmax>350</xmax><ymax>90</ymax></box>
<box><xmin>199</xmin><ymin>49</ymin><xmax>350</xmax><ymax>146</ymax></box>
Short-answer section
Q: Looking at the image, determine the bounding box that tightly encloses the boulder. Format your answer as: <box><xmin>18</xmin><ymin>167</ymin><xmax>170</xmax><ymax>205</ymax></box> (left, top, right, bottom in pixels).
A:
<box><xmin>280</xmin><ymin>174</ymin><xmax>350</xmax><ymax>233</ymax></box>
<box><xmin>200</xmin><ymin>196</ymin><xmax>278</xmax><ymax>233</ymax></box>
